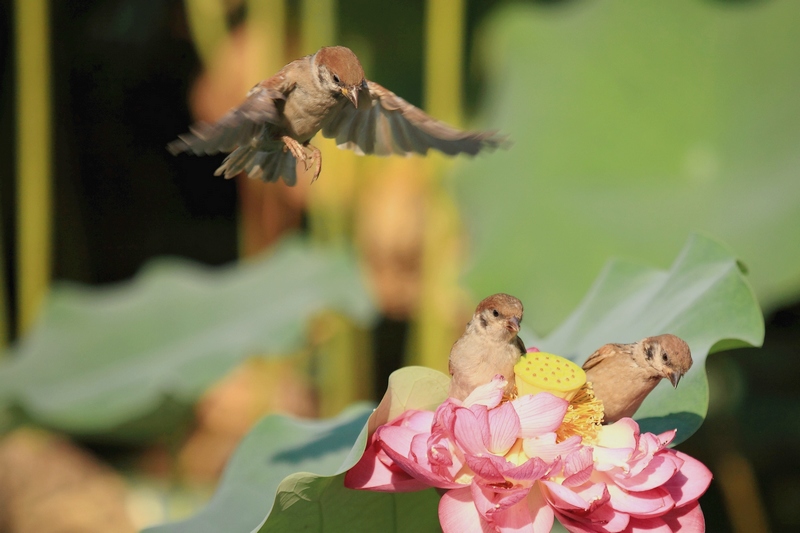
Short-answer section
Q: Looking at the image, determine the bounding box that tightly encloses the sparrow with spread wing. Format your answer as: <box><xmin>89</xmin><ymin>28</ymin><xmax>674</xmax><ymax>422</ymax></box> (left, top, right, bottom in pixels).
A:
<box><xmin>169</xmin><ymin>46</ymin><xmax>507</xmax><ymax>185</ymax></box>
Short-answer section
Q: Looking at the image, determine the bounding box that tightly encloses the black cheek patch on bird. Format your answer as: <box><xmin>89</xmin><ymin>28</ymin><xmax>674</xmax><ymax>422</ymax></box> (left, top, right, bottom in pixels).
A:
<box><xmin>645</xmin><ymin>346</ymin><xmax>654</xmax><ymax>360</ymax></box>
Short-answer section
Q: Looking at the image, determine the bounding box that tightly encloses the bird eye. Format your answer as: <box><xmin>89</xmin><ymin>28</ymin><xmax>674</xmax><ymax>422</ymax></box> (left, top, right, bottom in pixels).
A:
<box><xmin>492</xmin><ymin>310</ymin><xmax>499</xmax><ymax>317</ymax></box>
<box><xmin>332</xmin><ymin>74</ymin><xmax>340</xmax><ymax>84</ymax></box>
<box><xmin>662</xmin><ymin>353</ymin><xmax>669</xmax><ymax>363</ymax></box>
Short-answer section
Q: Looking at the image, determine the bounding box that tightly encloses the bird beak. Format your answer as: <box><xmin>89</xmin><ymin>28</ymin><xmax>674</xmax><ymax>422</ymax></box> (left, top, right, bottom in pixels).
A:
<box><xmin>669</xmin><ymin>372</ymin><xmax>682</xmax><ymax>388</ymax></box>
<box><xmin>506</xmin><ymin>316</ymin><xmax>520</xmax><ymax>333</ymax></box>
<box><xmin>342</xmin><ymin>87</ymin><xmax>358</xmax><ymax>108</ymax></box>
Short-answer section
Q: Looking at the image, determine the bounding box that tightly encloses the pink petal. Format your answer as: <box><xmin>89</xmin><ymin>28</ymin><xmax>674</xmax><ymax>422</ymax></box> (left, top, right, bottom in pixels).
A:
<box><xmin>513</xmin><ymin>393</ymin><xmax>569</xmax><ymax>437</ymax></box>
<box><xmin>613</xmin><ymin>454</ymin><xmax>679</xmax><ymax>492</ymax></box>
<box><xmin>465</xmin><ymin>454</ymin><xmax>507</xmax><ymax>484</ymax></box>
<box><xmin>546</xmin><ymin>482</ymin><xmax>627</xmax><ymax>533</ymax></box>
<box><xmin>597</xmin><ymin>418</ymin><xmax>639</xmax><ymax>449</ymax></box>
<box><xmin>541</xmin><ymin>480</ymin><xmax>600</xmax><ymax>511</ymax></box>
<box><xmin>401</xmin><ymin>409</ymin><xmax>436</xmax><ymax>432</ymax></box>
<box><xmin>627</xmin><ymin>502</ymin><xmax>705</xmax><ymax>532</ymax></box>
<box><xmin>428</xmin><ymin>434</ymin><xmax>467</xmax><ymax>480</ymax></box>
<box><xmin>428</xmin><ymin>440</ymin><xmax>453</xmax><ymax>468</ymax></box>
<box><xmin>344</xmin><ymin>438</ymin><xmax>430</xmax><ymax>492</ymax></box>
<box><xmin>523</xmin><ymin>433</ymin><xmax>583</xmax><ymax>463</ymax></box>
<box><xmin>504</xmin><ymin>456</ymin><xmax>552</xmax><ymax>481</ymax></box>
<box><xmin>555</xmin><ymin>504</ymin><xmax>630</xmax><ymax>533</ymax></box>
<box><xmin>627</xmin><ymin>520</ymin><xmax>672</xmax><ymax>533</ymax></box>
<box><xmin>666</xmin><ymin>501</ymin><xmax>705</xmax><ymax>531</ymax></box>
<box><xmin>454</xmin><ymin>405</ymin><xmax>491</xmax><ymax>455</ymax></box>
<box><xmin>433</xmin><ymin>400</ymin><xmax>458</xmax><ymax>433</ymax></box>
<box><xmin>471</xmin><ymin>482</ymin><xmax>530</xmax><ymax>522</ymax></box>
<box><xmin>637</xmin><ymin>432</ymin><xmax>667</xmax><ymax>458</ymax></box>
<box><xmin>410</xmin><ymin>432</ymin><xmax>432</xmax><ymax>464</ymax></box>
<box><xmin>605</xmin><ymin>484</ymin><xmax>674</xmax><ymax>517</ymax></box>
<box><xmin>379</xmin><ymin>426</ymin><xmax>462</xmax><ymax>489</ymax></box>
<box><xmin>463</xmin><ymin>377</ymin><xmax>506</xmax><ymax>408</ymax></box>
<box><xmin>663</xmin><ymin>450</ymin><xmax>713</xmax><ymax>507</ymax></box>
<box><xmin>527</xmin><ymin>485</ymin><xmax>556</xmax><ymax>532</ymax></box>
<box><xmin>491</xmin><ymin>492</ymin><xmax>548</xmax><ymax>533</ymax></box>
<box><xmin>468</xmin><ymin>482</ymin><xmax>555</xmax><ymax>533</ymax></box>
<box><xmin>376</xmin><ymin>424</ymin><xmax>418</xmax><ymax>456</ymax></box>
<box><xmin>562</xmin><ymin>447</ymin><xmax>594</xmax><ymax>487</ymax></box>
<box><xmin>592</xmin><ymin>437</ymin><xmax>635</xmax><ymax>471</ymax></box>
<box><xmin>488</xmin><ymin>402</ymin><xmax>521</xmax><ymax>455</ymax></box>
<box><xmin>439</xmin><ymin>487</ymin><xmax>495</xmax><ymax>533</ymax></box>
<box><xmin>655</xmin><ymin>429</ymin><xmax>677</xmax><ymax>448</ymax></box>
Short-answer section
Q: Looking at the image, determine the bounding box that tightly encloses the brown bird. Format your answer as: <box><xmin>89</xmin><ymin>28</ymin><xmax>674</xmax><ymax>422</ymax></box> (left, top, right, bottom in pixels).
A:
<box><xmin>582</xmin><ymin>334</ymin><xmax>693</xmax><ymax>423</ymax></box>
<box><xmin>448</xmin><ymin>294</ymin><xmax>526</xmax><ymax>401</ymax></box>
<box><xmin>168</xmin><ymin>46</ymin><xmax>507</xmax><ymax>185</ymax></box>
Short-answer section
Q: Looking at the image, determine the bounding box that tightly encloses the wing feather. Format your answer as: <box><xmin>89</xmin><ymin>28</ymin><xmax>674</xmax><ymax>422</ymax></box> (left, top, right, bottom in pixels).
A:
<box><xmin>321</xmin><ymin>81</ymin><xmax>508</xmax><ymax>157</ymax></box>
<box><xmin>582</xmin><ymin>344</ymin><xmax>631</xmax><ymax>371</ymax></box>
<box><xmin>168</xmin><ymin>86</ymin><xmax>286</xmax><ymax>156</ymax></box>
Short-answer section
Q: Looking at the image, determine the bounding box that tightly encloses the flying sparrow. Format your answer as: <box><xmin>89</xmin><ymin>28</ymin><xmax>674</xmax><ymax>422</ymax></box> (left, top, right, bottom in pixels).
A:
<box><xmin>582</xmin><ymin>334</ymin><xmax>693</xmax><ymax>423</ymax></box>
<box><xmin>448</xmin><ymin>293</ymin><xmax>526</xmax><ymax>401</ymax></box>
<box><xmin>168</xmin><ymin>46</ymin><xmax>507</xmax><ymax>185</ymax></box>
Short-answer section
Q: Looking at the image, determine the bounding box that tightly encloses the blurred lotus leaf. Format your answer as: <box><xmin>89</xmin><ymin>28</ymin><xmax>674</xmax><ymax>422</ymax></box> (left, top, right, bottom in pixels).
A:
<box><xmin>456</xmin><ymin>0</ymin><xmax>800</xmax><ymax>334</ymax></box>
<box><xmin>145</xmin><ymin>233</ymin><xmax>762</xmax><ymax>532</ymax></box>
<box><xmin>145</xmin><ymin>381</ymin><xmax>444</xmax><ymax>533</ymax></box>
<box><xmin>0</xmin><ymin>238</ymin><xmax>375</xmax><ymax>440</ymax></box>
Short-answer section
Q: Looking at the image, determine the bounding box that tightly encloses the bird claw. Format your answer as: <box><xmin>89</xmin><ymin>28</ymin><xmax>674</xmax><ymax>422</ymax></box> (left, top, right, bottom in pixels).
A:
<box><xmin>502</xmin><ymin>385</ymin><xmax>518</xmax><ymax>404</ymax></box>
<box><xmin>308</xmin><ymin>145</ymin><xmax>322</xmax><ymax>183</ymax></box>
<box><xmin>282</xmin><ymin>136</ymin><xmax>307</xmax><ymax>162</ymax></box>
<box><xmin>282</xmin><ymin>137</ymin><xmax>322</xmax><ymax>183</ymax></box>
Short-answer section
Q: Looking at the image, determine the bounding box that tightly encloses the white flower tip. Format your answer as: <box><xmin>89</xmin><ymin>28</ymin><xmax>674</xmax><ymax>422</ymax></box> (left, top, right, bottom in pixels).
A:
<box><xmin>463</xmin><ymin>377</ymin><xmax>507</xmax><ymax>408</ymax></box>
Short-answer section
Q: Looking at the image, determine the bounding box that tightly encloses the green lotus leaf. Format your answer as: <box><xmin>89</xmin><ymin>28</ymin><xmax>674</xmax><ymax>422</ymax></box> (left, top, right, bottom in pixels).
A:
<box><xmin>146</xmin><ymin>367</ymin><xmax>447</xmax><ymax>533</ymax></box>
<box><xmin>0</xmin><ymin>238</ymin><xmax>376</xmax><ymax>439</ymax></box>
<box><xmin>146</xmin><ymin>233</ymin><xmax>762</xmax><ymax>531</ymax></box>
<box><xmin>526</xmin><ymin>234</ymin><xmax>763</xmax><ymax>441</ymax></box>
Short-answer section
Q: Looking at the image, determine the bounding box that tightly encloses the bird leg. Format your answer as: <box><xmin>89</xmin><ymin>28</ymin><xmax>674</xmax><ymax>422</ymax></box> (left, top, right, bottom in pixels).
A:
<box><xmin>306</xmin><ymin>143</ymin><xmax>323</xmax><ymax>183</ymax></box>
<box><xmin>281</xmin><ymin>136</ymin><xmax>307</xmax><ymax>163</ymax></box>
<box><xmin>282</xmin><ymin>137</ymin><xmax>322</xmax><ymax>183</ymax></box>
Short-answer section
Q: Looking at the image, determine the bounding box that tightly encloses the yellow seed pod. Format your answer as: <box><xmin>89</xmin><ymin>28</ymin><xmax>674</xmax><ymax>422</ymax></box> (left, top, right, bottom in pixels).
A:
<box><xmin>514</xmin><ymin>352</ymin><xmax>586</xmax><ymax>401</ymax></box>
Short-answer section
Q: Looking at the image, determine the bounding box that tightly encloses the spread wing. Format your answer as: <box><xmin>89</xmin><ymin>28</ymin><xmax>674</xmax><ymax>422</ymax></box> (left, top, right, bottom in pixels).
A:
<box><xmin>167</xmin><ymin>85</ymin><xmax>286</xmax><ymax>156</ymax></box>
<box><xmin>321</xmin><ymin>81</ymin><xmax>508</xmax><ymax>157</ymax></box>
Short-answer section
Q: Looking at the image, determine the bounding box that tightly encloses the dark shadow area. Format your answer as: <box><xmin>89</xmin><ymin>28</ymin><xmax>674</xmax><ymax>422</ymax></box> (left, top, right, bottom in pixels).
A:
<box><xmin>0</xmin><ymin>0</ymin><xmax>17</xmax><ymax>341</ymax></box>
<box><xmin>50</xmin><ymin>0</ymin><xmax>238</xmax><ymax>289</ymax></box>
<box><xmin>637</xmin><ymin>411</ymin><xmax>704</xmax><ymax>439</ymax></box>
<box><xmin>372</xmin><ymin>315</ymin><xmax>410</xmax><ymax>397</ymax></box>
<box><xmin>680</xmin><ymin>300</ymin><xmax>800</xmax><ymax>532</ymax></box>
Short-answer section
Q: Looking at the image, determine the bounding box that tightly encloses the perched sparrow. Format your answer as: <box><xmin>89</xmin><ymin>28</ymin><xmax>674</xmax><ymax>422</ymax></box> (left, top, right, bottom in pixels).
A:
<box><xmin>169</xmin><ymin>46</ymin><xmax>507</xmax><ymax>185</ymax></box>
<box><xmin>582</xmin><ymin>334</ymin><xmax>693</xmax><ymax>423</ymax></box>
<box><xmin>448</xmin><ymin>294</ymin><xmax>526</xmax><ymax>401</ymax></box>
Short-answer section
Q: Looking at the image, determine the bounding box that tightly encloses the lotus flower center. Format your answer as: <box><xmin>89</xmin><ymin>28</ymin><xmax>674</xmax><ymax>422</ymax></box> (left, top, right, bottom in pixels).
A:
<box><xmin>514</xmin><ymin>352</ymin><xmax>586</xmax><ymax>400</ymax></box>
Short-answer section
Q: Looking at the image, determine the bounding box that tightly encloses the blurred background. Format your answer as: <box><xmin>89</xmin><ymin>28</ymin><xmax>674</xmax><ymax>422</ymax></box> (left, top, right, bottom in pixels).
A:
<box><xmin>1</xmin><ymin>0</ymin><xmax>799</xmax><ymax>531</ymax></box>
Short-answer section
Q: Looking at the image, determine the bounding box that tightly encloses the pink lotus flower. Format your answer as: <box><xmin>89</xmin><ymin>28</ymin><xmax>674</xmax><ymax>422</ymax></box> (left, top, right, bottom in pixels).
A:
<box><xmin>542</xmin><ymin>417</ymin><xmax>711</xmax><ymax>532</ymax></box>
<box><xmin>347</xmin><ymin>378</ymin><xmax>572</xmax><ymax>530</ymax></box>
<box><xmin>345</xmin><ymin>375</ymin><xmax>712</xmax><ymax>532</ymax></box>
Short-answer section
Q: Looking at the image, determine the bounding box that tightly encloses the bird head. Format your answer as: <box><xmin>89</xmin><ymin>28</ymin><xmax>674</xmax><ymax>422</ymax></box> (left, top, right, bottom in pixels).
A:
<box><xmin>473</xmin><ymin>293</ymin><xmax>524</xmax><ymax>342</ymax></box>
<box><xmin>314</xmin><ymin>46</ymin><xmax>366</xmax><ymax>108</ymax></box>
<box><xmin>641</xmin><ymin>334</ymin><xmax>693</xmax><ymax>387</ymax></box>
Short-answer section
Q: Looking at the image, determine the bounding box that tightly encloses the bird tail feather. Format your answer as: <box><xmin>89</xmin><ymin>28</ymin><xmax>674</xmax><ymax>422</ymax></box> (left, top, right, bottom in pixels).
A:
<box><xmin>214</xmin><ymin>147</ymin><xmax>297</xmax><ymax>185</ymax></box>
